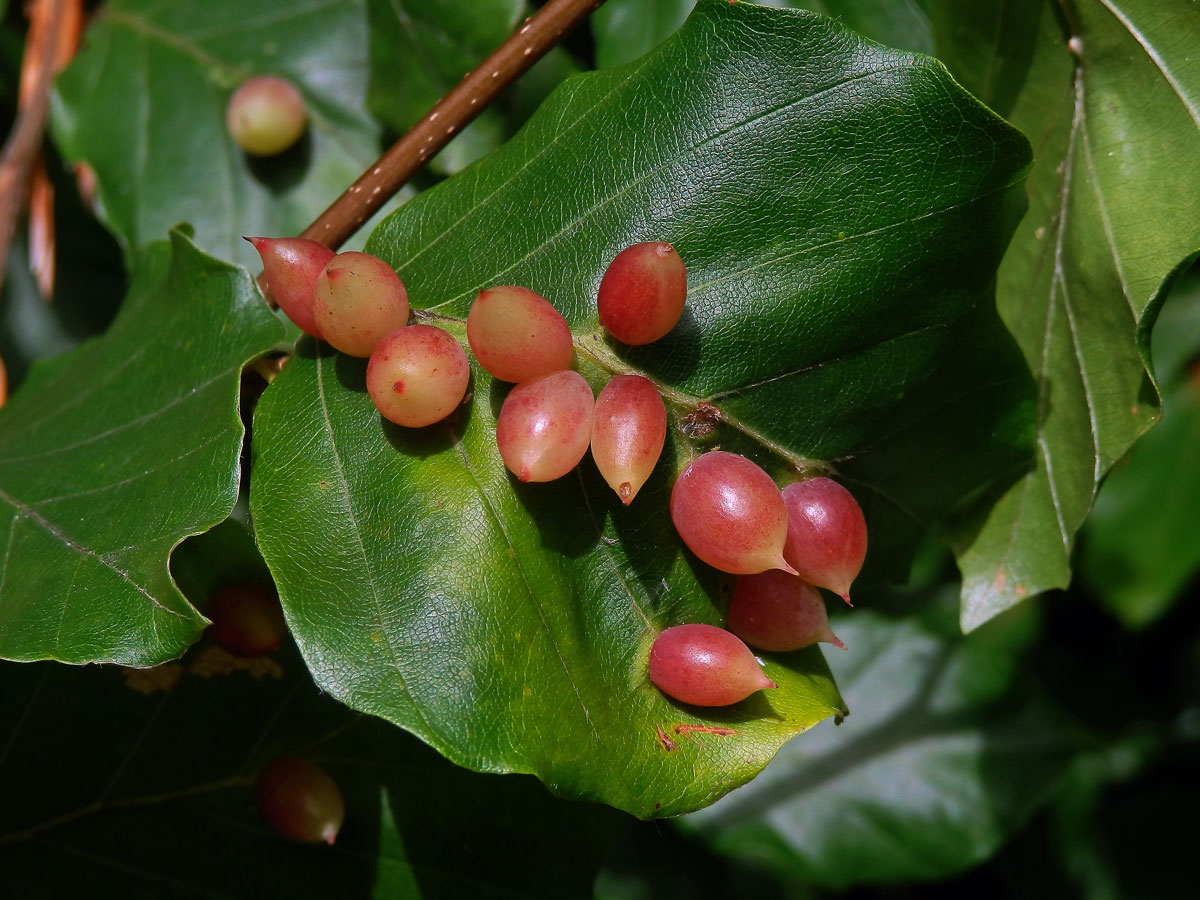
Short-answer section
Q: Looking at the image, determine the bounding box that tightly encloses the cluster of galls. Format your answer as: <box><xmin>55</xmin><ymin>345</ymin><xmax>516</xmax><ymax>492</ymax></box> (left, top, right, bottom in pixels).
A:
<box><xmin>248</xmin><ymin>237</ymin><xmax>684</xmax><ymax>500</ymax></box>
<box><xmin>653</xmin><ymin>471</ymin><xmax>866</xmax><ymax>706</ymax></box>
<box><xmin>249</xmin><ymin>237</ymin><xmax>866</xmax><ymax>711</ymax></box>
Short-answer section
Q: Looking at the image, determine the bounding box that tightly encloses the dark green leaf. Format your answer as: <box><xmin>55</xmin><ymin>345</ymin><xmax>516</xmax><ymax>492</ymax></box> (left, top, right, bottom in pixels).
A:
<box><xmin>0</xmin><ymin>545</ymin><xmax>623</xmax><ymax>899</ymax></box>
<box><xmin>0</xmin><ymin>229</ymin><xmax>283</xmax><ymax>665</ymax></box>
<box><xmin>592</xmin><ymin>0</ymin><xmax>933</xmax><ymax>69</ymax></box>
<box><xmin>934</xmin><ymin>0</ymin><xmax>1200</xmax><ymax>629</ymax></box>
<box><xmin>253</xmin><ymin>0</ymin><xmax>1032</xmax><ymax>816</ymax></box>
<box><xmin>51</xmin><ymin>0</ymin><xmax>397</xmax><ymax>268</ymax></box>
<box><xmin>681</xmin><ymin>600</ymin><xmax>1088</xmax><ymax>888</ymax></box>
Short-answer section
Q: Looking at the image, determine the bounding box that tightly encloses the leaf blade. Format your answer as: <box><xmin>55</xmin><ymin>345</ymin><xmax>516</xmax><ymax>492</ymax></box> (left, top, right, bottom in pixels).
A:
<box><xmin>0</xmin><ymin>230</ymin><xmax>283</xmax><ymax>665</ymax></box>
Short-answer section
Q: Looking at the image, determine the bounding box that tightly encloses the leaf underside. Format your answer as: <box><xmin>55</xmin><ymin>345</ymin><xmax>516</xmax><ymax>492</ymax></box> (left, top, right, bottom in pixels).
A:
<box><xmin>935</xmin><ymin>0</ymin><xmax>1200</xmax><ymax>629</ymax></box>
<box><xmin>253</xmin><ymin>0</ymin><xmax>1034</xmax><ymax>817</ymax></box>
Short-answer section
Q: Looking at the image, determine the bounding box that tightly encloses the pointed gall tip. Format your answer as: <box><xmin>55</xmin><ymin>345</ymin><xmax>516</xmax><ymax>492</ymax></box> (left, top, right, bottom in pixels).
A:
<box><xmin>841</xmin><ymin>591</ymin><xmax>853</xmax><ymax>607</ymax></box>
<box><xmin>761</xmin><ymin>676</ymin><xmax>778</xmax><ymax>690</ymax></box>
<box><xmin>827</xmin><ymin>631</ymin><xmax>848</xmax><ymax>651</ymax></box>
<box><xmin>775</xmin><ymin>557</ymin><xmax>799</xmax><ymax>577</ymax></box>
<box><xmin>323</xmin><ymin>830</ymin><xmax>338</xmax><ymax>846</ymax></box>
<box><xmin>618</xmin><ymin>482</ymin><xmax>633</xmax><ymax>505</ymax></box>
<box><xmin>518</xmin><ymin>466</ymin><xmax>531</xmax><ymax>482</ymax></box>
<box><xmin>244</xmin><ymin>235</ymin><xmax>266</xmax><ymax>249</ymax></box>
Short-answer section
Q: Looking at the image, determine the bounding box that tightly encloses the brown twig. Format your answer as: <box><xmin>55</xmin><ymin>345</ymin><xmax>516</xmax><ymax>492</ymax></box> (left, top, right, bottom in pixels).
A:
<box><xmin>0</xmin><ymin>0</ymin><xmax>77</xmax><ymax>296</ymax></box>
<box><xmin>26</xmin><ymin>0</ymin><xmax>82</xmax><ymax>301</ymax></box>
<box><xmin>301</xmin><ymin>0</ymin><xmax>607</xmax><ymax>250</ymax></box>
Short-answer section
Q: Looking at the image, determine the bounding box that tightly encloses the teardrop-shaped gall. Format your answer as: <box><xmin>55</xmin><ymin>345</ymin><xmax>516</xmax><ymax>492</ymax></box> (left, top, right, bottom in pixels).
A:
<box><xmin>727</xmin><ymin>570</ymin><xmax>846</xmax><ymax>652</ymax></box>
<box><xmin>597</xmin><ymin>242</ymin><xmax>687</xmax><ymax>345</ymax></box>
<box><xmin>207</xmin><ymin>582</ymin><xmax>288</xmax><ymax>657</ymax></box>
<box><xmin>782</xmin><ymin>477</ymin><xmax>867</xmax><ymax>603</ymax></box>
<box><xmin>670</xmin><ymin>451</ymin><xmax>796</xmax><ymax>575</ymax></box>
<box><xmin>255</xmin><ymin>757</ymin><xmax>345</xmax><ymax>845</ymax></box>
<box><xmin>246</xmin><ymin>236</ymin><xmax>333</xmax><ymax>339</ymax></box>
<box><xmin>590</xmin><ymin>374</ymin><xmax>667</xmax><ymax>505</ymax></box>
<box><xmin>649</xmin><ymin>623</ymin><xmax>776</xmax><ymax>706</ymax></box>
<box><xmin>226</xmin><ymin>76</ymin><xmax>307</xmax><ymax>156</ymax></box>
<box><xmin>467</xmin><ymin>286</ymin><xmax>574</xmax><ymax>383</ymax></box>
<box><xmin>496</xmin><ymin>370</ymin><xmax>594</xmax><ymax>482</ymax></box>
<box><xmin>313</xmin><ymin>251</ymin><xmax>410</xmax><ymax>357</ymax></box>
<box><xmin>367</xmin><ymin>325</ymin><xmax>470</xmax><ymax>427</ymax></box>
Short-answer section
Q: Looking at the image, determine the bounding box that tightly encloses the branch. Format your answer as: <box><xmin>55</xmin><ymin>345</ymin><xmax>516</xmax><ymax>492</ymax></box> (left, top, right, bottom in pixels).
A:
<box><xmin>0</xmin><ymin>0</ymin><xmax>71</xmax><ymax>295</ymax></box>
<box><xmin>301</xmin><ymin>0</ymin><xmax>608</xmax><ymax>250</ymax></box>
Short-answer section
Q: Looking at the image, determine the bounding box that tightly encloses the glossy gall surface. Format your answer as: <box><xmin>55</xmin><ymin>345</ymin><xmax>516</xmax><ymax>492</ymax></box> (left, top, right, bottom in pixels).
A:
<box><xmin>597</xmin><ymin>242</ymin><xmax>687</xmax><ymax>345</ymax></box>
<box><xmin>496</xmin><ymin>370</ymin><xmax>594</xmax><ymax>482</ymax></box>
<box><xmin>782</xmin><ymin>477</ymin><xmax>868</xmax><ymax>603</ymax></box>
<box><xmin>649</xmin><ymin>623</ymin><xmax>776</xmax><ymax>706</ymax></box>
<box><xmin>466</xmin><ymin>285</ymin><xmax>573</xmax><ymax>383</ymax></box>
<box><xmin>366</xmin><ymin>325</ymin><xmax>470</xmax><ymax>428</ymax></box>
<box><xmin>590</xmin><ymin>374</ymin><xmax>667</xmax><ymax>505</ymax></box>
<box><xmin>246</xmin><ymin>236</ymin><xmax>333</xmax><ymax>339</ymax></box>
<box><xmin>670</xmin><ymin>451</ymin><xmax>795</xmax><ymax>575</ymax></box>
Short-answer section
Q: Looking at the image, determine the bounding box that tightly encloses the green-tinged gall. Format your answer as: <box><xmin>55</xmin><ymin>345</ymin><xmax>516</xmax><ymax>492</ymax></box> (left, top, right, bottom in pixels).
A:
<box><xmin>226</xmin><ymin>76</ymin><xmax>308</xmax><ymax>156</ymax></box>
<box><xmin>367</xmin><ymin>325</ymin><xmax>470</xmax><ymax>427</ymax></box>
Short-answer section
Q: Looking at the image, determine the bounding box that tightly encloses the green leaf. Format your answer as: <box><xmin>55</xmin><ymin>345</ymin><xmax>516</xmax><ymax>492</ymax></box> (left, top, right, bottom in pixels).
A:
<box><xmin>252</xmin><ymin>0</ymin><xmax>1032</xmax><ymax>816</ymax></box>
<box><xmin>592</xmin><ymin>0</ymin><xmax>933</xmax><ymax>69</ymax></box>
<box><xmin>50</xmin><ymin>0</ymin><xmax>391</xmax><ymax>269</ymax></box>
<box><xmin>1079</xmin><ymin>268</ymin><xmax>1200</xmax><ymax>628</ymax></box>
<box><xmin>0</xmin><ymin>229</ymin><xmax>283</xmax><ymax>665</ymax></box>
<box><xmin>680</xmin><ymin>601</ymin><xmax>1088</xmax><ymax>888</ymax></box>
<box><xmin>933</xmin><ymin>0</ymin><xmax>1200</xmax><ymax>629</ymax></box>
<box><xmin>0</xmin><ymin>602</ymin><xmax>623</xmax><ymax>896</ymax></box>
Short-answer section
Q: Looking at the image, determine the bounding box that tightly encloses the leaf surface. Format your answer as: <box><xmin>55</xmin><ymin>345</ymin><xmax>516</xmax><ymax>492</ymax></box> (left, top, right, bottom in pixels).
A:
<box><xmin>252</xmin><ymin>0</ymin><xmax>1032</xmax><ymax>817</ymax></box>
<box><xmin>933</xmin><ymin>0</ymin><xmax>1200</xmax><ymax>629</ymax></box>
<box><xmin>51</xmin><ymin>0</ymin><xmax>390</xmax><ymax>268</ymax></box>
<box><xmin>0</xmin><ymin>230</ymin><xmax>282</xmax><ymax>665</ymax></box>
